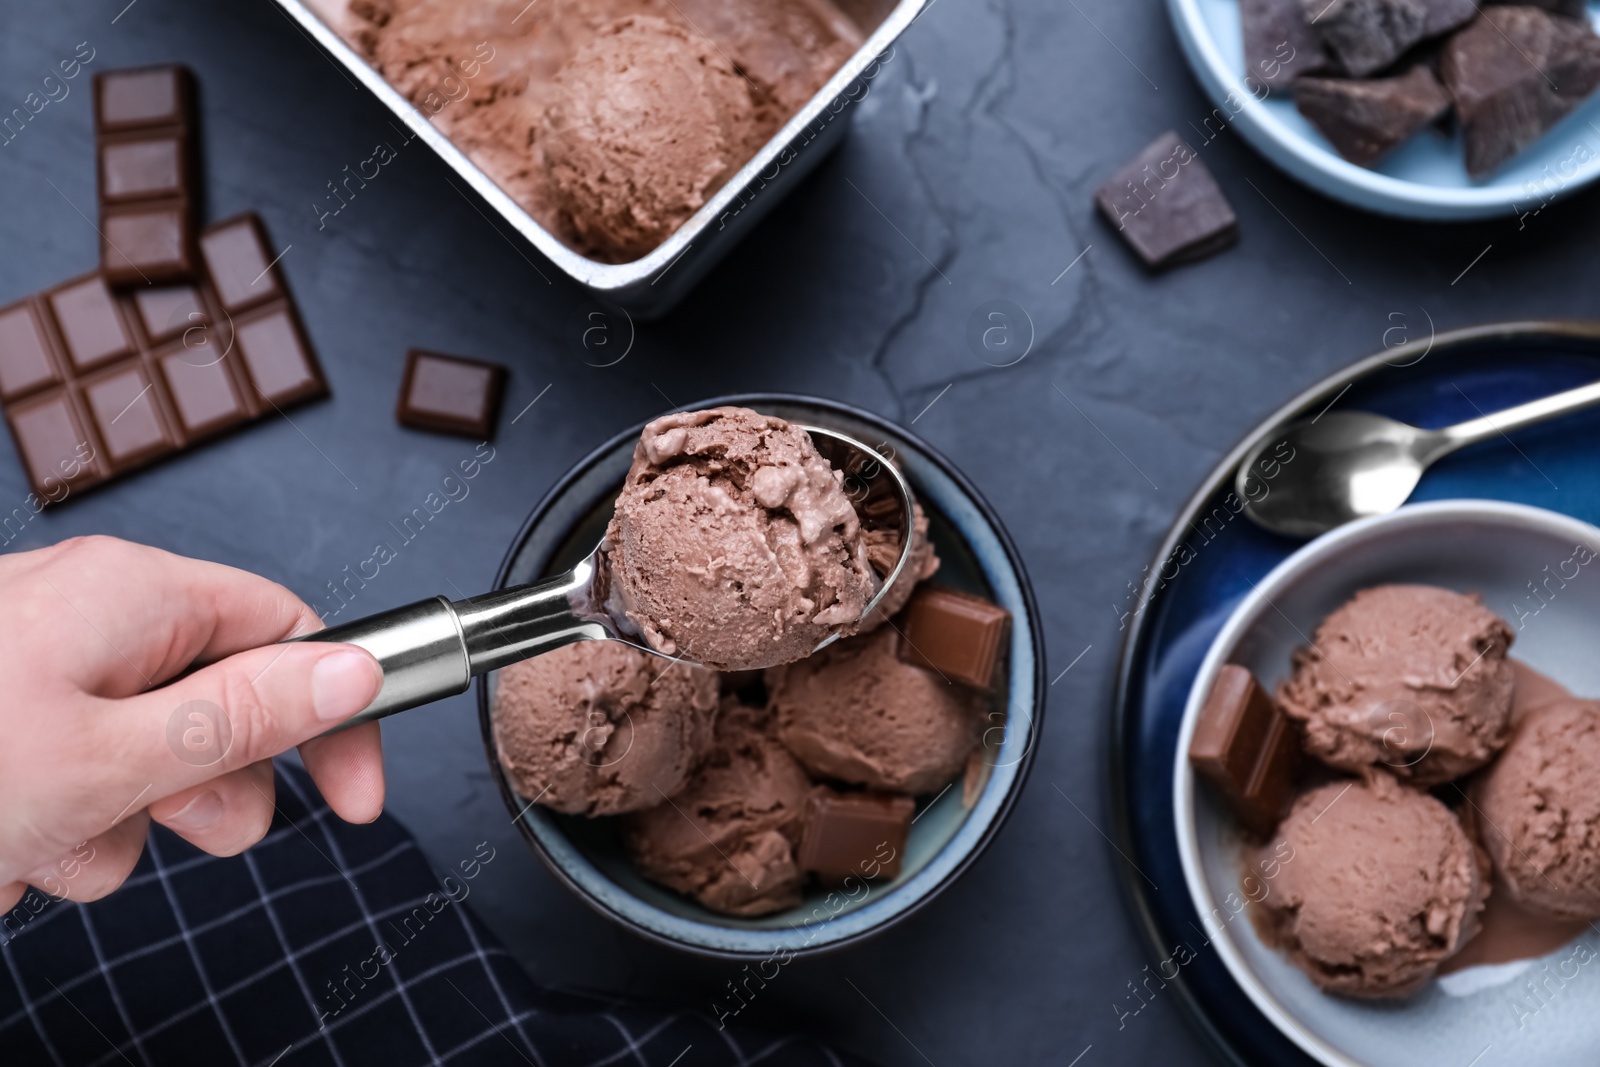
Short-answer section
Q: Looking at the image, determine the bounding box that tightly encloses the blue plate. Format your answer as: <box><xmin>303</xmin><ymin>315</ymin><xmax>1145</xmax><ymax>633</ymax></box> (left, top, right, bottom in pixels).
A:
<box><xmin>1111</xmin><ymin>322</ymin><xmax>1600</xmax><ymax>1064</ymax></box>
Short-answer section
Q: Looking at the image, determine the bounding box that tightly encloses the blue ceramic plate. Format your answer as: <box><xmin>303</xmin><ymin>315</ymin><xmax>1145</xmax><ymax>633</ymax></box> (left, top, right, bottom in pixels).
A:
<box><xmin>1111</xmin><ymin>323</ymin><xmax>1600</xmax><ymax>1063</ymax></box>
<box><xmin>479</xmin><ymin>395</ymin><xmax>1044</xmax><ymax>958</ymax></box>
<box><xmin>1167</xmin><ymin>0</ymin><xmax>1600</xmax><ymax>219</ymax></box>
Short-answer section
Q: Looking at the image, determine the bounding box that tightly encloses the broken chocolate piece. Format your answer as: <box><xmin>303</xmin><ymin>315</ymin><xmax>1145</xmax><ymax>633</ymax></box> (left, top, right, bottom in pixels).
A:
<box><xmin>1296</xmin><ymin>65</ymin><xmax>1453</xmax><ymax>165</ymax></box>
<box><xmin>0</xmin><ymin>218</ymin><xmax>328</xmax><ymax>503</ymax></box>
<box><xmin>1242</xmin><ymin>0</ymin><xmax>1329</xmax><ymax>93</ymax></box>
<box><xmin>1095</xmin><ymin>132</ymin><xmax>1238</xmax><ymax>270</ymax></box>
<box><xmin>396</xmin><ymin>349</ymin><xmax>507</xmax><ymax>440</ymax></box>
<box><xmin>1489</xmin><ymin>0</ymin><xmax>1588</xmax><ymax>17</ymax></box>
<box><xmin>1423</xmin><ymin>0</ymin><xmax>1478</xmax><ymax>36</ymax></box>
<box><xmin>94</xmin><ymin>66</ymin><xmax>197</xmax><ymax>287</ymax></box>
<box><xmin>1189</xmin><ymin>664</ymin><xmax>1301</xmax><ymax>836</ymax></box>
<box><xmin>1303</xmin><ymin>0</ymin><xmax>1429</xmax><ymax>77</ymax></box>
<box><xmin>897</xmin><ymin>585</ymin><xmax>1011</xmax><ymax>689</ymax></box>
<box><xmin>798</xmin><ymin>788</ymin><xmax>916</xmax><ymax>881</ymax></box>
<box><xmin>1442</xmin><ymin>6</ymin><xmax>1600</xmax><ymax>175</ymax></box>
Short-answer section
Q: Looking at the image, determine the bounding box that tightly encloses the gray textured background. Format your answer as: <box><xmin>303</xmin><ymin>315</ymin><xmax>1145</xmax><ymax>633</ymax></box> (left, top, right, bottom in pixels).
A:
<box><xmin>4</xmin><ymin>1</ymin><xmax>1597</xmax><ymax>1064</ymax></box>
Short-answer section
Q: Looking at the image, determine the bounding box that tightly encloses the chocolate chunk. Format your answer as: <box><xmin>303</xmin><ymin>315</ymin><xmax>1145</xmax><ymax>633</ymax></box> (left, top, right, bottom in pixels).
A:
<box><xmin>232</xmin><ymin>303</ymin><xmax>324</xmax><ymax>407</ymax></box>
<box><xmin>1423</xmin><ymin>0</ymin><xmax>1478</xmax><ymax>36</ymax></box>
<box><xmin>46</xmin><ymin>275</ymin><xmax>132</xmax><ymax>372</ymax></box>
<box><xmin>198</xmin><ymin>214</ymin><xmax>285</xmax><ymax>313</ymax></box>
<box><xmin>0</xmin><ymin>299</ymin><xmax>64</xmax><ymax>402</ymax></box>
<box><xmin>1296</xmin><ymin>65</ymin><xmax>1453</xmax><ymax>164</ymax></box>
<box><xmin>897</xmin><ymin>585</ymin><xmax>1011</xmax><ymax>689</ymax></box>
<box><xmin>0</xmin><ymin>218</ymin><xmax>328</xmax><ymax>504</ymax></box>
<box><xmin>1189</xmin><ymin>665</ymin><xmax>1301</xmax><ymax>836</ymax></box>
<box><xmin>1096</xmin><ymin>132</ymin><xmax>1238</xmax><ymax>270</ymax></box>
<box><xmin>102</xmin><ymin>201</ymin><xmax>197</xmax><ymax>286</ymax></box>
<box><xmin>396</xmin><ymin>349</ymin><xmax>507</xmax><ymax>439</ymax></box>
<box><xmin>1442</xmin><ymin>6</ymin><xmax>1600</xmax><ymax>175</ymax></box>
<box><xmin>1490</xmin><ymin>0</ymin><xmax>1588</xmax><ymax>17</ymax></box>
<box><xmin>95</xmin><ymin>67</ymin><xmax>197</xmax><ymax>287</ymax></box>
<box><xmin>798</xmin><ymin>788</ymin><xmax>916</xmax><ymax>881</ymax></box>
<box><xmin>1242</xmin><ymin>0</ymin><xmax>1329</xmax><ymax>93</ymax></box>
<box><xmin>1303</xmin><ymin>0</ymin><xmax>1429</xmax><ymax>77</ymax></box>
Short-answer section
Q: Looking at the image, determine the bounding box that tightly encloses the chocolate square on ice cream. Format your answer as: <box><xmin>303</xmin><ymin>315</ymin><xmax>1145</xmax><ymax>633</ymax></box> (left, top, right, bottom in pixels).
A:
<box><xmin>897</xmin><ymin>586</ymin><xmax>1011</xmax><ymax>689</ymax></box>
<box><xmin>1095</xmin><ymin>132</ymin><xmax>1238</xmax><ymax>270</ymax></box>
<box><xmin>1190</xmin><ymin>664</ymin><xmax>1300</xmax><ymax>836</ymax></box>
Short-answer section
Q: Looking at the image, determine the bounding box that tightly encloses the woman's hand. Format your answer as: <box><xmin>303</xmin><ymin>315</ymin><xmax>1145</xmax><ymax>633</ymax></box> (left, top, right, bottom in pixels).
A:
<box><xmin>0</xmin><ymin>535</ymin><xmax>385</xmax><ymax>909</ymax></box>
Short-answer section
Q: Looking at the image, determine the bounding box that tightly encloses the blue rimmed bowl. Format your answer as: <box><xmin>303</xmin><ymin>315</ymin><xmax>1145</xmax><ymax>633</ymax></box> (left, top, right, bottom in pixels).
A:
<box><xmin>477</xmin><ymin>393</ymin><xmax>1044</xmax><ymax>958</ymax></box>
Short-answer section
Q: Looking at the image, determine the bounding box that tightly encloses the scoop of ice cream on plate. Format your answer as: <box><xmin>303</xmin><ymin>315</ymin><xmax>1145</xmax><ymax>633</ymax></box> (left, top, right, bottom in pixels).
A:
<box><xmin>1255</xmin><ymin>773</ymin><xmax>1488</xmax><ymax>998</ymax></box>
<box><xmin>1276</xmin><ymin>584</ymin><xmax>1515</xmax><ymax>785</ymax></box>
<box><xmin>605</xmin><ymin>406</ymin><xmax>879</xmax><ymax>671</ymax></box>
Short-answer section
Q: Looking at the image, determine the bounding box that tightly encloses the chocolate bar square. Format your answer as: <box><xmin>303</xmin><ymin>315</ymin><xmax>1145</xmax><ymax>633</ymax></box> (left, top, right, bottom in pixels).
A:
<box><xmin>5</xmin><ymin>390</ymin><xmax>103</xmax><ymax>496</ymax></box>
<box><xmin>798</xmin><ymin>789</ymin><xmax>916</xmax><ymax>881</ymax></box>
<box><xmin>99</xmin><ymin>136</ymin><xmax>186</xmax><ymax>203</ymax></box>
<box><xmin>46</xmin><ymin>275</ymin><xmax>132</xmax><ymax>372</ymax></box>
<box><xmin>94</xmin><ymin>66</ymin><xmax>193</xmax><ymax>133</ymax></box>
<box><xmin>1189</xmin><ymin>664</ymin><xmax>1300</xmax><ymax>836</ymax></box>
<box><xmin>1095</xmin><ymin>132</ymin><xmax>1238</xmax><ymax>270</ymax></box>
<box><xmin>199</xmin><ymin>215</ymin><xmax>284</xmax><ymax>313</ymax></box>
<box><xmin>396</xmin><ymin>349</ymin><xmax>507</xmax><ymax>439</ymax></box>
<box><xmin>897</xmin><ymin>586</ymin><xmax>1011</xmax><ymax>689</ymax></box>
<box><xmin>130</xmin><ymin>285</ymin><xmax>206</xmax><ymax>347</ymax></box>
<box><xmin>0</xmin><ymin>299</ymin><xmax>64</xmax><ymax>402</ymax></box>
<box><xmin>157</xmin><ymin>345</ymin><xmax>251</xmax><ymax>439</ymax></box>
<box><xmin>232</xmin><ymin>303</ymin><xmax>324</xmax><ymax>407</ymax></box>
<box><xmin>102</xmin><ymin>201</ymin><xmax>197</xmax><ymax>286</ymax></box>
<box><xmin>80</xmin><ymin>362</ymin><xmax>176</xmax><ymax>468</ymax></box>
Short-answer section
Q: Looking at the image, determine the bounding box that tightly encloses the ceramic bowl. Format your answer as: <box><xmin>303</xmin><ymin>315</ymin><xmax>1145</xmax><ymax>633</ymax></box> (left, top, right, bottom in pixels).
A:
<box><xmin>478</xmin><ymin>394</ymin><xmax>1044</xmax><ymax>958</ymax></box>
<box><xmin>1166</xmin><ymin>0</ymin><xmax>1600</xmax><ymax>219</ymax></box>
<box><xmin>1173</xmin><ymin>500</ymin><xmax>1600</xmax><ymax>1066</ymax></box>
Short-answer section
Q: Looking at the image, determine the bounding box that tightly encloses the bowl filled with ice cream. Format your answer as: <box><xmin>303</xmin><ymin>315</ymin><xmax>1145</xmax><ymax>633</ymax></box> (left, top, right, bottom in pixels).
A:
<box><xmin>1174</xmin><ymin>499</ymin><xmax>1600</xmax><ymax>1067</ymax></box>
<box><xmin>285</xmin><ymin>0</ymin><xmax>924</xmax><ymax>313</ymax></box>
<box><xmin>480</xmin><ymin>397</ymin><xmax>1043</xmax><ymax>957</ymax></box>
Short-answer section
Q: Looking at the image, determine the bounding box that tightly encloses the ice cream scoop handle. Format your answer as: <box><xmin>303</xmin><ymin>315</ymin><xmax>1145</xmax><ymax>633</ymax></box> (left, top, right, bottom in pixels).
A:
<box><xmin>298</xmin><ymin>562</ymin><xmax>607</xmax><ymax>730</ymax></box>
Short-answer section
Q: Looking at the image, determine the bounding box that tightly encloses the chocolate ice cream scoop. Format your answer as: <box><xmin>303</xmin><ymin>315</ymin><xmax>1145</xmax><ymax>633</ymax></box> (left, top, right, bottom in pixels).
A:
<box><xmin>1277</xmin><ymin>584</ymin><xmax>1515</xmax><ymax>785</ymax></box>
<box><xmin>1473</xmin><ymin>697</ymin><xmax>1600</xmax><ymax>921</ymax></box>
<box><xmin>1256</xmin><ymin>774</ymin><xmax>1488</xmax><ymax>998</ymax></box>
<box><xmin>491</xmin><ymin>641</ymin><xmax>718</xmax><ymax>816</ymax></box>
<box><xmin>291</xmin><ymin>409</ymin><xmax>916</xmax><ymax>725</ymax></box>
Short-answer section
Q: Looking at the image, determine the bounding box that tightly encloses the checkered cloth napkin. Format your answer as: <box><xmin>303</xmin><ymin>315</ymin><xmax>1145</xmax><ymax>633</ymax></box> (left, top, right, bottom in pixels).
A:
<box><xmin>0</xmin><ymin>765</ymin><xmax>869</xmax><ymax>1067</ymax></box>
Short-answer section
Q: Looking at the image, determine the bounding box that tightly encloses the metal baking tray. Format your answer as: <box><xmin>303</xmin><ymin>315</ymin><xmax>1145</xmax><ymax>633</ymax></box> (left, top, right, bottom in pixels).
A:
<box><xmin>274</xmin><ymin>0</ymin><xmax>927</xmax><ymax>318</ymax></box>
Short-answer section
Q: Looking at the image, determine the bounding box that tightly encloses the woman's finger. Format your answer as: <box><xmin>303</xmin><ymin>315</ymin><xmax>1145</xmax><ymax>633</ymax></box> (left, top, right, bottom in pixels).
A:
<box><xmin>147</xmin><ymin>761</ymin><xmax>277</xmax><ymax>857</ymax></box>
<box><xmin>299</xmin><ymin>722</ymin><xmax>385</xmax><ymax>825</ymax></box>
<box><xmin>26</xmin><ymin>812</ymin><xmax>151</xmax><ymax>904</ymax></box>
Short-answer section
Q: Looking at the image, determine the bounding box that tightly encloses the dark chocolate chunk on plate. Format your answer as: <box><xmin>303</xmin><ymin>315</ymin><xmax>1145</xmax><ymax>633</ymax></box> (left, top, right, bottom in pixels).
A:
<box><xmin>1422</xmin><ymin>0</ymin><xmax>1477</xmax><ymax>37</ymax></box>
<box><xmin>1296</xmin><ymin>65</ymin><xmax>1453</xmax><ymax>165</ymax></box>
<box><xmin>1095</xmin><ymin>132</ymin><xmax>1238</xmax><ymax>269</ymax></box>
<box><xmin>1442</xmin><ymin>5</ymin><xmax>1600</xmax><ymax>175</ymax></box>
<box><xmin>1302</xmin><ymin>0</ymin><xmax>1429</xmax><ymax>77</ymax></box>
<box><xmin>1488</xmin><ymin>0</ymin><xmax>1588</xmax><ymax>18</ymax></box>
<box><xmin>1242</xmin><ymin>0</ymin><xmax>1328</xmax><ymax>93</ymax></box>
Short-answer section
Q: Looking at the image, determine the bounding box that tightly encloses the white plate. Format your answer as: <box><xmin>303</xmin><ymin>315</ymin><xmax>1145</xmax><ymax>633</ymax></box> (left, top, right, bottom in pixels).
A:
<box><xmin>1167</xmin><ymin>0</ymin><xmax>1600</xmax><ymax>218</ymax></box>
<box><xmin>1173</xmin><ymin>500</ymin><xmax>1600</xmax><ymax>1067</ymax></box>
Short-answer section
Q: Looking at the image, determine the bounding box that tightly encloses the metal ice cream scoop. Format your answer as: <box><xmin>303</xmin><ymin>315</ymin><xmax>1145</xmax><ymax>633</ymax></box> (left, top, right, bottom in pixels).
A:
<box><xmin>296</xmin><ymin>426</ymin><xmax>916</xmax><ymax>728</ymax></box>
<box><xmin>1238</xmin><ymin>379</ymin><xmax>1600</xmax><ymax>539</ymax></box>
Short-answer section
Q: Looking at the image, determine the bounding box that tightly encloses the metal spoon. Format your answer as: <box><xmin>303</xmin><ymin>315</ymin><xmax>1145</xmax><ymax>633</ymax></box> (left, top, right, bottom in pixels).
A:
<box><xmin>1238</xmin><ymin>379</ymin><xmax>1600</xmax><ymax>539</ymax></box>
<box><xmin>295</xmin><ymin>426</ymin><xmax>916</xmax><ymax>728</ymax></box>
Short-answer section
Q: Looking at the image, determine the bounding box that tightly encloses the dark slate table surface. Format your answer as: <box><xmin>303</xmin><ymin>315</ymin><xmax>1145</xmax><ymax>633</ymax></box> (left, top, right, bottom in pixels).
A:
<box><xmin>6</xmin><ymin>1</ymin><xmax>1598</xmax><ymax>1064</ymax></box>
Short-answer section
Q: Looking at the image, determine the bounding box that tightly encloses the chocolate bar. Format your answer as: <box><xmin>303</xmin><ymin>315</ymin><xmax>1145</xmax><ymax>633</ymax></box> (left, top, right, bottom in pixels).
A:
<box><xmin>0</xmin><ymin>215</ymin><xmax>327</xmax><ymax>502</ymax></box>
<box><xmin>1303</xmin><ymin>0</ymin><xmax>1428</xmax><ymax>78</ymax></box>
<box><xmin>1189</xmin><ymin>665</ymin><xmax>1300</xmax><ymax>836</ymax></box>
<box><xmin>798</xmin><ymin>788</ymin><xmax>916</xmax><ymax>881</ymax></box>
<box><xmin>897</xmin><ymin>586</ymin><xmax>1010</xmax><ymax>689</ymax></box>
<box><xmin>396</xmin><ymin>349</ymin><xmax>507</xmax><ymax>439</ymax></box>
<box><xmin>1441</xmin><ymin>6</ymin><xmax>1600</xmax><ymax>175</ymax></box>
<box><xmin>95</xmin><ymin>66</ymin><xmax>198</xmax><ymax>286</ymax></box>
<box><xmin>1095</xmin><ymin>132</ymin><xmax>1238</xmax><ymax>270</ymax></box>
<box><xmin>1296</xmin><ymin>65</ymin><xmax>1452</xmax><ymax>166</ymax></box>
